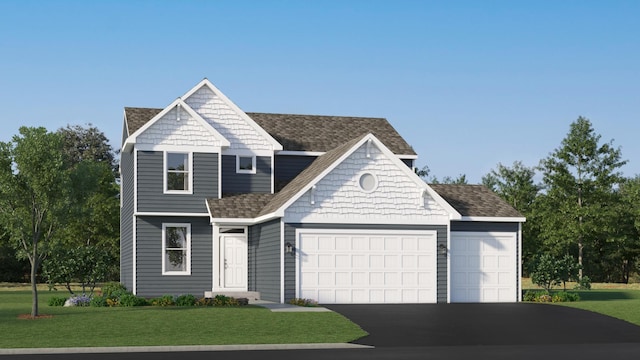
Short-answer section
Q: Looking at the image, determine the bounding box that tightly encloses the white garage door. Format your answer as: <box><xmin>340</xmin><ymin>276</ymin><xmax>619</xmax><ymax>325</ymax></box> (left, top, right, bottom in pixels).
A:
<box><xmin>450</xmin><ymin>232</ymin><xmax>518</xmax><ymax>303</ymax></box>
<box><xmin>298</xmin><ymin>230</ymin><xmax>437</xmax><ymax>304</ymax></box>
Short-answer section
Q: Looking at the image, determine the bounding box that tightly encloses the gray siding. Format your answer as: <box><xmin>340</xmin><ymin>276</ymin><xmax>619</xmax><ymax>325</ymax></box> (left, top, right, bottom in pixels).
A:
<box><xmin>120</xmin><ymin>151</ymin><xmax>134</xmax><ymax>290</ymax></box>
<box><xmin>284</xmin><ymin>223</ymin><xmax>448</xmax><ymax>303</ymax></box>
<box><xmin>221</xmin><ymin>155</ymin><xmax>271</xmax><ymax>194</ymax></box>
<box><xmin>135</xmin><ymin>216</ymin><xmax>212</xmax><ymax>298</ymax></box>
<box><xmin>401</xmin><ymin>158</ymin><xmax>414</xmax><ymax>168</ymax></box>
<box><xmin>137</xmin><ymin>151</ymin><xmax>218</xmax><ymax>213</ymax></box>
<box><xmin>248</xmin><ymin>219</ymin><xmax>281</xmax><ymax>302</ymax></box>
<box><xmin>274</xmin><ymin>155</ymin><xmax>316</xmax><ymax>190</ymax></box>
<box><xmin>450</xmin><ymin>222</ymin><xmax>519</xmax><ymax>232</ymax></box>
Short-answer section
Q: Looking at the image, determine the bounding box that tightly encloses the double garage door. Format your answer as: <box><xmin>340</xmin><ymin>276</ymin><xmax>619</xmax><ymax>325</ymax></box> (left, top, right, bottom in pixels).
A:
<box><xmin>297</xmin><ymin>229</ymin><xmax>518</xmax><ymax>304</ymax></box>
<box><xmin>298</xmin><ymin>230</ymin><xmax>438</xmax><ymax>304</ymax></box>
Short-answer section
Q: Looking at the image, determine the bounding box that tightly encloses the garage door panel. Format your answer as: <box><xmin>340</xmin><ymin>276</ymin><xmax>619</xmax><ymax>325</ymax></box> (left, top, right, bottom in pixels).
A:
<box><xmin>299</xmin><ymin>230</ymin><xmax>437</xmax><ymax>304</ymax></box>
<box><xmin>451</xmin><ymin>232</ymin><xmax>517</xmax><ymax>303</ymax></box>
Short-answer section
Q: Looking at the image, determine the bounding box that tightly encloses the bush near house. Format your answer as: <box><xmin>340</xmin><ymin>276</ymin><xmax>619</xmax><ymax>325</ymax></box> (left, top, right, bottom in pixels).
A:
<box><xmin>523</xmin><ymin>290</ymin><xmax>580</xmax><ymax>302</ymax></box>
<box><xmin>47</xmin><ymin>283</ymin><xmax>249</xmax><ymax>308</ymax></box>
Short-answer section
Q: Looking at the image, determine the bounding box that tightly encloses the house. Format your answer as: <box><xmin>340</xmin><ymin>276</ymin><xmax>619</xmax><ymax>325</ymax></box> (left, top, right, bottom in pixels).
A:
<box><xmin>120</xmin><ymin>79</ymin><xmax>525</xmax><ymax>304</ymax></box>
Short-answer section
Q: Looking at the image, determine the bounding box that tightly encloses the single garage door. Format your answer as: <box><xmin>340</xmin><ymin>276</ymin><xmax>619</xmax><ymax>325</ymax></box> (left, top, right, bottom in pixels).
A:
<box><xmin>298</xmin><ymin>230</ymin><xmax>437</xmax><ymax>304</ymax></box>
<box><xmin>450</xmin><ymin>231</ymin><xmax>518</xmax><ymax>302</ymax></box>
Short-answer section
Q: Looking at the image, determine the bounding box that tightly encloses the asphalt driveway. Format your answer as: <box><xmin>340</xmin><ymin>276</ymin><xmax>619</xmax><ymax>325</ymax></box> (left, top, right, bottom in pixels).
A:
<box><xmin>326</xmin><ymin>303</ymin><xmax>640</xmax><ymax>347</ymax></box>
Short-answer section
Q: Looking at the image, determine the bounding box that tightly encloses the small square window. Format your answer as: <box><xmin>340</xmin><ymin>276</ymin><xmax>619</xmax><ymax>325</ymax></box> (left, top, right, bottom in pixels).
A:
<box><xmin>236</xmin><ymin>155</ymin><xmax>256</xmax><ymax>174</ymax></box>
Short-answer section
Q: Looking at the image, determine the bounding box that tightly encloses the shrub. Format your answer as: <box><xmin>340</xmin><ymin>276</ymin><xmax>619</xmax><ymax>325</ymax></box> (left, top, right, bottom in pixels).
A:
<box><xmin>119</xmin><ymin>293</ymin><xmax>149</xmax><ymax>307</ymax></box>
<box><xmin>575</xmin><ymin>276</ymin><xmax>592</xmax><ymax>290</ymax></box>
<box><xmin>90</xmin><ymin>295</ymin><xmax>107</xmax><ymax>307</ymax></box>
<box><xmin>523</xmin><ymin>289</ymin><xmax>579</xmax><ymax>303</ymax></box>
<box><xmin>288</xmin><ymin>298</ymin><xmax>318</xmax><ymax>307</ymax></box>
<box><xmin>213</xmin><ymin>294</ymin><xmax>238</xmax><ymax>306</ymax></box>
<box><xmin>175</xmin><ymin>294</ymin><xmax>197</xmax><ymax>306</ymax></box>
<box><xmin>195</xmin><ymin>297</ymin><xmax>215</xmax><ymax>307</ymax></box>
<box><xmin>151</xmin><ymin>295</ymin><xmax>175</xmax><ymax>307</ymax></box>
<box><xmin>48</xmin><ymin>296</ymin><xmax>67</xmax><ymax>307</ymax></box>
<box><xmin>552</xmin><ymin>291</ymin><xmax>580</xmax><ymax>303</ymax></box>
<box><xmin>102</xmin><ymin>282</ymin><xmax>129</xmax><ymax>299</ymax></box>
<box><xmin>68</xmin><ymin>294</ymin><xmax>92</xmax><ymax>307</ymax></box>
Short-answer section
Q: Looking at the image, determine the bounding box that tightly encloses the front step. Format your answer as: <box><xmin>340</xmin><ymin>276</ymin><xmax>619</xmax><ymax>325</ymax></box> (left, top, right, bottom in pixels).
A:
<box><xmin>204</xmin><ymin>291</ymin><xmax>260</xmax><ymax>300</ymax></box>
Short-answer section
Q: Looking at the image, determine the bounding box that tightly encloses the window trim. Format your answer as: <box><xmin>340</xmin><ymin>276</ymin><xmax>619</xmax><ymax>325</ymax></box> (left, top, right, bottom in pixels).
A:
<box><xmin>164</xmin><ymin>151</ymin><xmax>193</xmax><ymax>194</ymax></box>
<box><xmin>358</xmin><ymin>172</ymin><xmax>378</xmax><ymax>193</ymax></box>
<box><xmin>236</xmin><ymin>155</ymin><xmax>256</xmax><ymax>174</ymax></box>
<box><xmin>162</xmin><ymin>223</ymin><xmax>191</xmax><ymax>276</ymax></box>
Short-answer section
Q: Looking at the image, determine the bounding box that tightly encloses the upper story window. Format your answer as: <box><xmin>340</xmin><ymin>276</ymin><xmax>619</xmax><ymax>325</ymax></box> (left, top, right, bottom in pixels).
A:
<box><xmin>165</xmin><ymin>152</ymin><xmax>192</xmax><ymax>193</ymax></box>
<box><xmin>236</xmin><ymin>155</ymin><xmax>256</xmax><ymax>174</ymax></box>
<box><xmin>162</xmin><ymin>223</ymin><xmax>191</xmax><ymax>275</ymax></box>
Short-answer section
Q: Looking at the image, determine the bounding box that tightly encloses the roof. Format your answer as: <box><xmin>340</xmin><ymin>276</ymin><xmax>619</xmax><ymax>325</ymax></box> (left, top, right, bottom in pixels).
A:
<box><xmin>247</xmin><ymin>112</ymin><xmax>416</xmax><ymax>155</ymax></box>
<box><xmin>124</xmin><ymin>107</ymin><xmax>161</xmax><ymax>136</ymax></box>
<box><xmin>207</xmin><ymin>193</ymin><xmax>274</xmax><ymax>219</ymax></box>
<box><xmin>123</xmin><ymin>108</ymin><xmax>415</xmax><ymax>155</ymax></box>
<box><xmin>428</xmin><ymin>184</ymin><xmax>523</xmax><ymax>218</ymax></box>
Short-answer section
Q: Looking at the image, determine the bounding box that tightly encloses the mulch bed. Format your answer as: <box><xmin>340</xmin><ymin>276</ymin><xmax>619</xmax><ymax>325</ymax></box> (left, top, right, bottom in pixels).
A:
<box><xmin>17</xmin><ymin>314</ymin><xmax>54</xmax><ymax>320</ymax></box>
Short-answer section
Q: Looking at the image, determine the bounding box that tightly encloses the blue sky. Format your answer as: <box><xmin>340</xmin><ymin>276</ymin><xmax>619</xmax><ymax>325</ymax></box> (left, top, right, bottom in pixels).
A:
<box><xmin>1</xmin><ymin>0</ymin><xmax>638</xmax><ymax>183</ymax></box>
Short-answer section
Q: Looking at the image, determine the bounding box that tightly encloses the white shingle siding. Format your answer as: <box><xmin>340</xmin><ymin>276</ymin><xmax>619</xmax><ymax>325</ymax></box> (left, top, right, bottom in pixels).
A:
<box><xmin>136</xmin><ymin>107</ymin><xmax>225</xmax><ymax>147</ymax></box>
<box><xmin>185</xmin><ymin>86</ymin><xmax>272</xmax><ymax>152</ymax></box>
<box><xmin>284</xmin><ymin>144</ymin><xmax>449</xmax><ymax>223</ymax></box>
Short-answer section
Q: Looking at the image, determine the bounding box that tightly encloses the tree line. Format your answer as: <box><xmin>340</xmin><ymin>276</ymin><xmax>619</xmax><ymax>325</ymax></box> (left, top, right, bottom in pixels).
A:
<box><xmin>423</xmin><ymin>116</ymin><xmax>639</xmax><ymax>284</ymax></box>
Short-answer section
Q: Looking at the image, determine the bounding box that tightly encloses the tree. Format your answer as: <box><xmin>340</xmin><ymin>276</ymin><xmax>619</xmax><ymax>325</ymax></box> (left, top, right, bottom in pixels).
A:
<box><xmin>535</xmin><ymin>117</ymin><xmax>627</xmax><ymax>280</ymax></box>
<box><xmin>482</xmin><ymin>161</ymin><xmax>540</xmax><ymax>213</ymax></box>
<box><xmin>415</xmin><ymin>165</ymin><xmax>468</xmax><ymax>184</ymax></box>
<box><xmin>482</xmin><ymin>161</ymin><xmax>541</xmax><ymax>271</ymax></box>
<box><xmin>44</xmin><ymin>124</ymin><xmax>121</xmax><ymax>285</ymax></box>
<box><xmin>0</xmin><ymin>127</ymin><xmax>70</xmax><ymax>317</ymax></box>
<box><xmin>58</xmin><ymin>124</ymin><xmax>118</xmax><ymax>176</ymax></box>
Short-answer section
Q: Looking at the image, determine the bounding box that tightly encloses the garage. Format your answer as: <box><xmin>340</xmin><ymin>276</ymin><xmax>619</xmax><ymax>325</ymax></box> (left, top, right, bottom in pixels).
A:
<box><xmin>297</xmin><ymin>230</ymin><xmax>438</xmax><ymax>304</ymax></box>
<box><xmin>450</xmin><ymin>231</ymin><xmax>518</xmax><ymax>303</ymax></box>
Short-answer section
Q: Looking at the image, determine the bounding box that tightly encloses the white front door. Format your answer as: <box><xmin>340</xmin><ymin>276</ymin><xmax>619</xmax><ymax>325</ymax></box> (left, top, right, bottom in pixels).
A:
<box><xmin>220</xmin><ymin>235</ymin><xmax>247</xmax><ymax>289</ymax></box>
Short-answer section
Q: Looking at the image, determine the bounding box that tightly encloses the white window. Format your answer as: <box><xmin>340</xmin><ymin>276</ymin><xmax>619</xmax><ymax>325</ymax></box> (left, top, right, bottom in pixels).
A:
<box><xmin>236</xmin><ymin>155</ymin><xmax>256</xmax><ymax>174</ymax></box>
<box><xmin>165</xmin><ymin>152</ymin><xmax>192</xmax><ymax>193</ymax></box>
<box><xmin>162</xmin><ymin>223</ymin><xmax>191</xmax><ymax>275</ymax></box>
<box><xmin>358</xmin><ymin>172</ymin><xmax>378</xmax><ymax>193</ymax></box>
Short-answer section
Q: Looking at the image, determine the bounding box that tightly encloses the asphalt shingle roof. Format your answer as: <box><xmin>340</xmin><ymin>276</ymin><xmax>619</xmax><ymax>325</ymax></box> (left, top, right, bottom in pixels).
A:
<box><xmin>123</xmin><ymin>108</ymin><xmax>415</xmax><ymax>155</ymax></box>
<box><xmin>428</xmin><ymin>184</ymin><xmax>523</xmax><ymax>218</ymax></box>
<box><xmin>123</xmin><ymin>107</ymin><xmax>161</xmax><ymax>136</ymax></box>
<box><xmin>207</xmin><ymin>193</ymin><xmax>274</xmax><ymax>219</ymax></box>
<box><xmin>247</xmin><ymin>112</ymin><xmax>415</xmax><ymax>155</ymax></box>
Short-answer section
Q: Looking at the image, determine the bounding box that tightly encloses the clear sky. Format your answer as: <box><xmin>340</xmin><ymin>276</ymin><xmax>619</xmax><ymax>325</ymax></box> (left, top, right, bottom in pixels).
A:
<box><xmin>1</xmin><ymin>0</ymin><xmax>638</xmax><ymax>183</ymax></box>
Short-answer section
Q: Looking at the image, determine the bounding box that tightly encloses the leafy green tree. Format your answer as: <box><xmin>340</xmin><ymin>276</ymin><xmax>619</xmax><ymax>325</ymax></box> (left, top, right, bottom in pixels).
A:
<box><xmin>529</xmin><ymin>253</ymin><xmax>562</xmax><ymax>293</ymax></box>
<box><xmin>42</xmin><ymin>245</ymin><xmax>115</xmax><ymax>295</ymax></box>
<box><xmin>45</xmin><ymin>124</ymin><xmax>120</xmax><ymax>284</ymax></box>
<box><xmin>415</xmin><ymin>164</ymin><xmax>468</xmax><ymax>184</ymax></box>
<box><xmin>482</xmin><ymin>161</ymin><xmax>541</xmax><ymax>272</ymax></box>
<box><xmin>0</xmin><ymin>127</ymin><xmax>70</xmax><ymax>317</ymax></box>
<box><xmin>535</xmin><ymin>117</ymin><xmax>627</xmax><ymax>280</ymax></box>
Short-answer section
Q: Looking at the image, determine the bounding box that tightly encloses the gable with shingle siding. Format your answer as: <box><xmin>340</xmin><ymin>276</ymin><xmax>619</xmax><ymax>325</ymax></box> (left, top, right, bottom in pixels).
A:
<box><xmin>184</xmin><ymin>86</ymin><xmax>276</xmax><ymax>152</ymax></box>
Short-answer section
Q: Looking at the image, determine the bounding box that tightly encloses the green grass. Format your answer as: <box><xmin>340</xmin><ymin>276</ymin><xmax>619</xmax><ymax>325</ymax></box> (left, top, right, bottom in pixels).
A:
<box><xmin>557</xmin><ymin>290</ymin><xmax>640</xmax><ymax>326</ymax></box>
<box><xmin>0</xmin><ymin>290</ymin><xmax>368</xmax><ymax>349</ymax></box>
<box><xmin>522</xmin><ymin>278</ymin><xmax>640</xmax><ymax>327</ymax></box>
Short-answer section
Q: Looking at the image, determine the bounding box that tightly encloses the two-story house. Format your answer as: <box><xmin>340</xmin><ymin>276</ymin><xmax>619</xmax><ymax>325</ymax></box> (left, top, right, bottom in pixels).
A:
<box><xmin>120</xmin><ymin>79</ymin><xmax>525</xmax><ymax>304</ymax></box>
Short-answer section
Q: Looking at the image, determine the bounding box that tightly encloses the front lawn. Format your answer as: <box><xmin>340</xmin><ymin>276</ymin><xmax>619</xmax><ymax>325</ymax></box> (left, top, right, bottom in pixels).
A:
<box><xmin>0</xmin><ymin>290</ymin><xmax>367</xmax><ymax>349</ymax></box>
<box><xmin>522</xmin><ymin>278</ymin><xmax>640</xmax><ymax>327</ymax></box>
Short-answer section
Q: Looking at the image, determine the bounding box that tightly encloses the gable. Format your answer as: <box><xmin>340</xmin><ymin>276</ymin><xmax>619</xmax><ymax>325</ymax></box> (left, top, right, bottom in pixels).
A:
<box><xmin>183</xmin><ymin>81</ymin><xmax>282</xmax><ymax>154</ymax></box>
<box><xmin>283</xmin><ymin>138</ymin><xmax>450</xmax><ymax>225</ymax></box>
<box><xmin>133</xmin><ymin>102</ymin><xmax>229</xmax><ymax>151</ymax></box>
